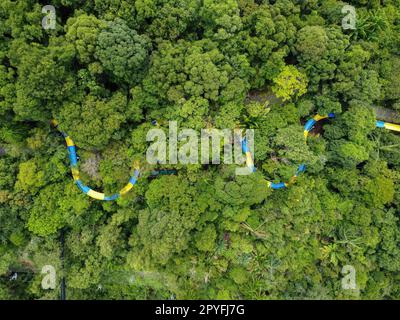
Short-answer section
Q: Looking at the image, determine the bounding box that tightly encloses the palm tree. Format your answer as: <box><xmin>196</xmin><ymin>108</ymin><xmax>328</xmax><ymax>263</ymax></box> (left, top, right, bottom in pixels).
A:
<box><xmin>354</xmin><ymin>9</ymin><xmax>390</xmax><ymax>41</ymax></box>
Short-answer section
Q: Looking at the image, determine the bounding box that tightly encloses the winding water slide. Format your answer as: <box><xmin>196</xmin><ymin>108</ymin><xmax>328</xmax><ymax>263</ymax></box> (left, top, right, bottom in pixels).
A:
<box><xmin>53</xmin><ymin>112</ymin><xmax>400</xmax><ymax>200</ymax></box>
<box><xmin>242</xmin><ymin>113</ymin><xmax>400</xmax><ymax>190</ymax></box>
<box><xmin>52</xmin><ymin>120</ymin><xmax>140</xmax><ymax>201</ymax></box>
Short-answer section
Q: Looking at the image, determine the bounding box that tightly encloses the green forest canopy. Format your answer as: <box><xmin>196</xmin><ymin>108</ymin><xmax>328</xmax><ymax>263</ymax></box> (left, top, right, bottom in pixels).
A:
<box><xmin>1</xmin><ymin>0</ymin><xmax>400</xmax><ymax>300</ymax></box>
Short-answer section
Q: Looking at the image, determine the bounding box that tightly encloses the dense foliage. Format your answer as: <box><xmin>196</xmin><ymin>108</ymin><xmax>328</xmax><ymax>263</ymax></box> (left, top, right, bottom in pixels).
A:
<box><xmin>1</xmin><ymin>0</ymin><xmax>400</xmax><ymax>300</ymax></box>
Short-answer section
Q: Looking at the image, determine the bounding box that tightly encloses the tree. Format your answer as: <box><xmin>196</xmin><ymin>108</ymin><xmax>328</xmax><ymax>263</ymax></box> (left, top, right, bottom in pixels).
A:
<box><xmin>145</xmin><ymin>0</ymin><xmax>200</xmax><ymax>40</ymax></box>
<box><xmin>275</xmin><ymin>124</ymin><xmax>319</xmax><ymax>168</ymax></box>
<box><xmin>95</xmin><ymin>18</ymin><xmax>151</xmax><ymax>85</ymax></box>
<box><xmin>295</xmin><ymin>26</ymin><xmax>350</xmax><ymax>92</ymax></box>
<box><xmin>194</xmin><ymin>224</ymin><xmax>217</xmax><ymax>252</ymax></box>
<box><xmin>332</xmin><ymin>44</ymin><xmax>371</xmax><ymax>101</ymax></box>
<box><xmin>128</xmin><ymin>176</ymin><xmax>207</xmax><ymax>266</ymax></box>
<box><xmin>380</xmin><ymin>55</ymin><xmax>400</xmax><ymax>101</ymax></box>
<box><xmin>11</xmin><ymin>39</ymin><xmax>76</xmax><ymax>121</ymax></box>
<box><xmin>139</xmin><ymin>39</ymin><xmax>246</xmax><ymax>108</ymax></box>
<box><xmin>199</xmin><ymin>0</ymin><xmax>242</xmax><ymax>40</ymax></box>
<box><xmin>0</xmin><ymin>63</ymin><xmax>15</xmax><ymax>116</ymax></box>
<box><xmin>329</xmin><ymin>141</ymin><xmax>370</xmax><ymax>169</ymax></box>
<box><xmin>27</xmin><ymin>182</ymin><xmax>90</xmax><ymax>237</ymax></box>
<box><xmin>272</xmin><ymin>65</ymin><xmax>308</xmax><ymax>102</ymax></box>
<box><xmin>15</xmin><ymin>159</ymin><xmax>46</xmax><ymax>194</ymax></box>
<box><xmin>295</xmin><ymin>26</ymin><xmax>329</xmax><ymax>63</ymax></box>
<box><xmin>66</xmin><ymin>13</ymin><xmax>106</xmax><ymax>64</ymax></box>
<box><xmin>57</xmin><ymin>92</ymin><xmax>127</xmax><ymax>150</ymax></box>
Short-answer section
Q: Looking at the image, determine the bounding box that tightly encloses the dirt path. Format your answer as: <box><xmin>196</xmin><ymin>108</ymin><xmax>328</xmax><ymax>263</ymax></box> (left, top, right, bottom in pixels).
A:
<box><xmin>374</xmin><ymin>106</ymin><xmax>400</xmax><ymax>124</ymax></box>
<box><xmin>246</xmin><ymin>88</ymin><xmax>283</xmax><ymax>106</ymax></box>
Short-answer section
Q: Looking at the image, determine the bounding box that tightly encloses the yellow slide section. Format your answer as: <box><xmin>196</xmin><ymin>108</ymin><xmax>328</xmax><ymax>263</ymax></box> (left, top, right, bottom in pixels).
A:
<box><xmin>384</xmin><ymin>122</ymin><xmax>400</xmax><ymax>132</ymax></box>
